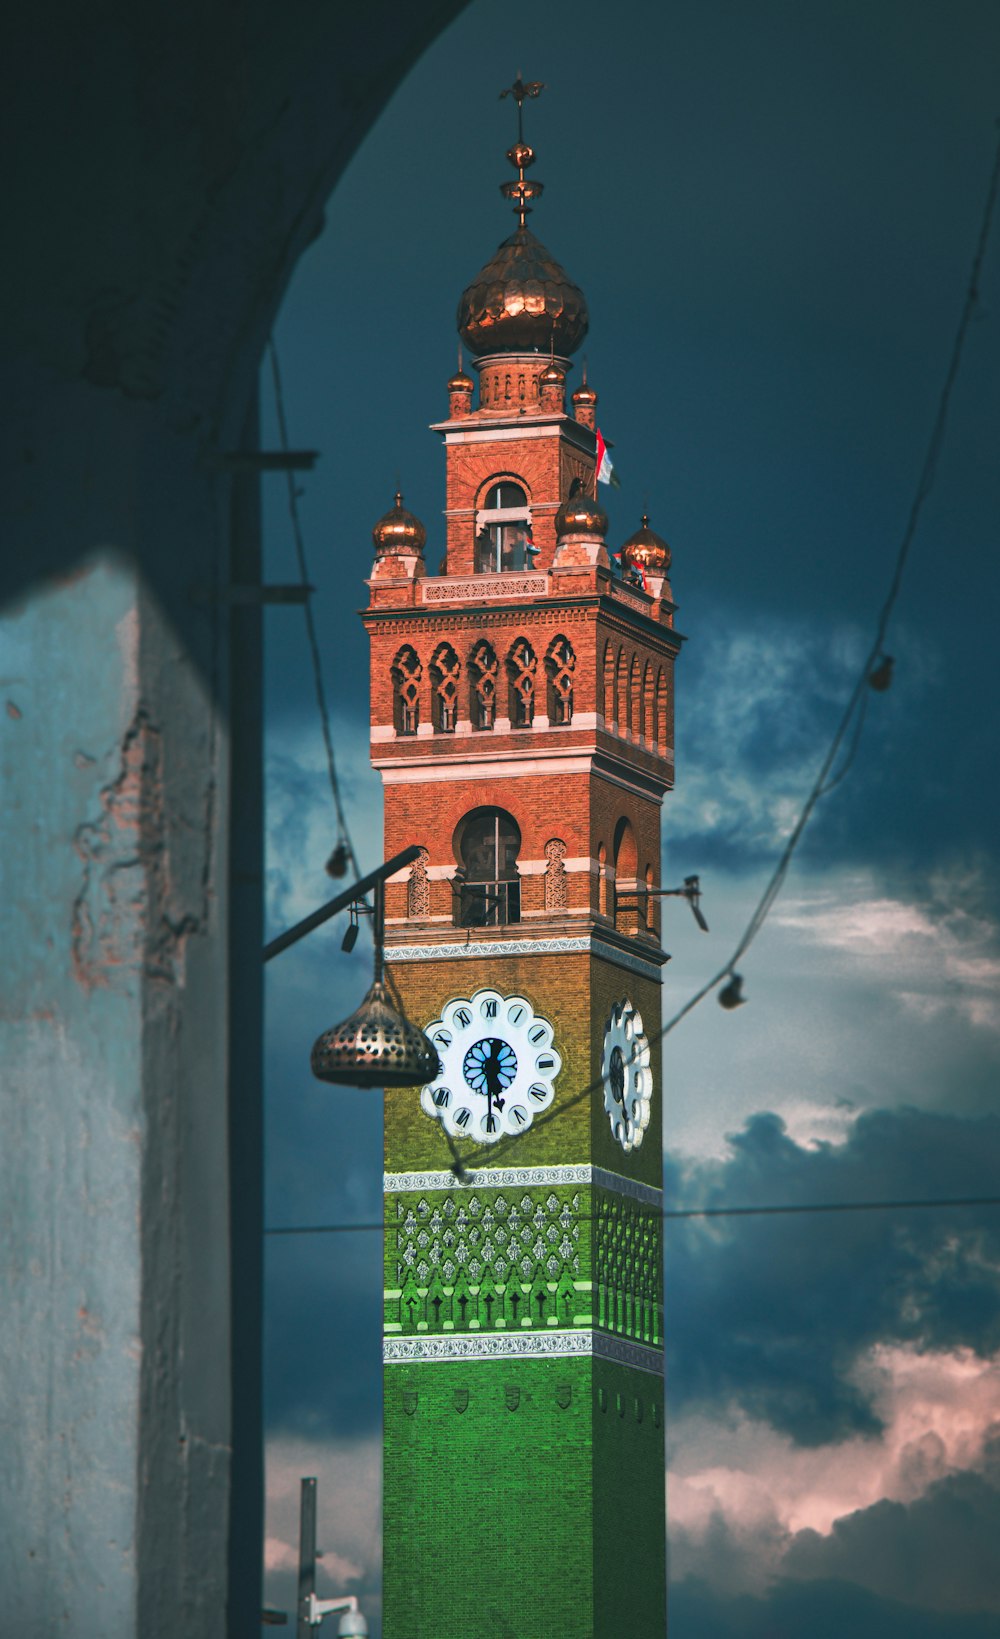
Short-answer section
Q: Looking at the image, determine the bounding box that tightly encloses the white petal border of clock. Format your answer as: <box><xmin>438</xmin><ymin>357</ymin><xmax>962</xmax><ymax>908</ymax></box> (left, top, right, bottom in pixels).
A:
<box><xmin>420</xmin><ymin>988</ymin><xmax>562</xmax><ymax>1146</ymax></box>
<box><xmin>601</xmin><ymin>999</ymin><xmax>653</xmax><ymax>1153</ymax></box>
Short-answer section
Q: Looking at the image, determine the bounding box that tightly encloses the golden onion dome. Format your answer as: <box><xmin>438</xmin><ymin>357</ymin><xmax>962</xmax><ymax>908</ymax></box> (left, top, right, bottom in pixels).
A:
<box><xmin>572</xmin><ymin>382</ymin><xmax>597</xmax><ymax>406</ymax></box>
<box><xmin>555</xmin><ymin>489</ymin><xmax>608</xmax><ymax>539</ymax></box>
<box><xmin>457</xmin><ymin>225</ymin><xmax>589</xmax><ymax>358</ymax></box>
<box><xmin>372</xmin><ymin>491</ymin><xmax>427</xmax><ymax>556</ymax></box>
<box><xmin>539</xmin><ymin>359</ymin><xmax>566</xmax><ymax>386</ymax></box>
<box><xmin>621</xmin><ymin>514</ymin><xmax>671</xmax><ymax>573</ymax></box>
<box><xmin>448</xmin><ymin>369</ymin><xmax>474</xmax><ymax>393</ymax></box>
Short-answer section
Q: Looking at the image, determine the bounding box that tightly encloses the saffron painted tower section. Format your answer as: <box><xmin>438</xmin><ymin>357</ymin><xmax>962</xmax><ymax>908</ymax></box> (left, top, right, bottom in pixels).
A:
<box><xmin>364</xmin><ymin>81</ymin><xmax>682</xmax><ymax>1639</ymax></box>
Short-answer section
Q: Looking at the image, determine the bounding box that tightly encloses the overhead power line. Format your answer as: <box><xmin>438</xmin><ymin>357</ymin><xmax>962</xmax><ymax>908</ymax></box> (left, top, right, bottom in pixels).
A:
<box><xmin>264</xmin><ymin>1193</ymin><xmax>1000</xmax><ymax>1238</ymax></box>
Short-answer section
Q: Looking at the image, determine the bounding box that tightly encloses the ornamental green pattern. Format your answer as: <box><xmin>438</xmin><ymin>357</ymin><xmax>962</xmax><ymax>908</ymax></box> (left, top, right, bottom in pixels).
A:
<box><xmin>384</xmin><ymin>1180</ymin><xmax>662</xmax><ymax>1345</ymax></box>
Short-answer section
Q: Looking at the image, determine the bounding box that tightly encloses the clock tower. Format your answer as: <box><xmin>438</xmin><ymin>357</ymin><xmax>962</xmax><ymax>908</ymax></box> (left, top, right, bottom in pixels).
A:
<box><xmin>364</xmin><ymin>84</ymin><xmax>681</xmax><ymax>1639</ymax></box>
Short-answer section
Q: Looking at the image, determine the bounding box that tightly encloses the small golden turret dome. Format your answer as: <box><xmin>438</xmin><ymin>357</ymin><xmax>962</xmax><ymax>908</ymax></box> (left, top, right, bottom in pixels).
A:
<box><xmin>448</xmin><ymin>369</ymin><xmax>474</xmax><ymax>393</ymax></box>
<box><xmin>372</xmin><ymin>491</ymin><xmax>427</xmax><ymax>557</ymax></box>
<box><xmin>621</xmin><ymin>515</ymin><xmax>671</xmax><ymax>574</ymax></box>
<box><xmin>571</xmin><ymin>382</ymin><xmax>597</xmax><ymax>407</ymax></box>
<box><xmin>555</xmin><ymin>488</ymin><xmax>608</xmax><ymax>539</ymax></box>
<box><xmin>539</xmin><ymin>358</ymin><xmax>565</xmax><ymax>386</ymax></box>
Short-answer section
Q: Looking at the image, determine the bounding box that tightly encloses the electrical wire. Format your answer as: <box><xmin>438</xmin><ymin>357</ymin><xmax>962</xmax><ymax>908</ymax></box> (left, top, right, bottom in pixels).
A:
<box><xmin>264</xmin><ymin>1193</ymin><xmax>1000</xmax><ymax>1237</ymax></box>
<box><xmin>268</xmin><ymin>337</ymin><xmax>361</xmax><ymax>882</ymax></box>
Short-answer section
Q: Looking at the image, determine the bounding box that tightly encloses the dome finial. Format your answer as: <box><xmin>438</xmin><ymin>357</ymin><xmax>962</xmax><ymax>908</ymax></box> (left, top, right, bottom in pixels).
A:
<box><xmin>498</xmin><ymin>73</ymin><xmax>546</xmax><ymax>225</ymax></box>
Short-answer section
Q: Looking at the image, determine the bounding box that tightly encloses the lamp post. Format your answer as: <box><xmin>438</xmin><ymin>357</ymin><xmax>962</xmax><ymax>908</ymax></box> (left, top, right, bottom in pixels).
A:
<box><xmin>263</xmin><ymin>843</ymin><xmax>440</xmax><ymax>1089</ymax></box>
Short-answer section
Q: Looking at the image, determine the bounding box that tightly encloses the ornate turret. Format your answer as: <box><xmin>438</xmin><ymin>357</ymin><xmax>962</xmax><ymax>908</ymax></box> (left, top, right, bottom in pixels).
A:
<box><xmin>370</xmin><ymin>491</ymin><xmax>426</xmax><ymax>579</ymax></box>
<box><xmin>621</xmin><ymin>515</ymin><xmax>671</xmax><ymax>575</ymax></box>
<box><xmin>456</xmin><ymin>75</ymin><xmax>589</xmax><ymax>366</ymax></box>
<box><xmin>620</xmin><ymin>514</ymin><xmax>673</xmax><ymax>600</ymax></box>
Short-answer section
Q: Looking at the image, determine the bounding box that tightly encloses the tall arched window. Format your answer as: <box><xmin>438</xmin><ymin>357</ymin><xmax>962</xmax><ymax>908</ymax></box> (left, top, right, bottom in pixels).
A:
<box><xmin>642</xmin><ymin>660</ymin><xmax>654</xmax><ymax>744</ymax></box>
<box><xmin>430</xmin><ymin>643</ymin><xmax>460</xmax><ymax>733</ymax></box>
<box><xmin>545</xmin><ymin>634</ymin><xmax>575</xmax><ymax>725</ymax></box>
<box><xmin>453</xmin><ymin>807</ymin><xmax>521</xmax><ymax>927</ymax></box>
<box><xmin>475</xmin><ymin>480</ymin><xmax>534</xmax><ymax>573</ymax></box>
<box><xmin>655</xmin><ymin>667</ymin><xmax>668</xmax><ymax>755</ymax></box>
<box><xmin>507</xmin><ymin>638</ymin><xmax>537</xmax><ymax>728</ymax></box>
<box><xmin>602</xmin><ymin>641</ymin><xmax>615</xmax><ymax>727</ymax></box>
<box><xmin>469</xmin><ymin>639</ymin><xmax>498</xmax><ymax>730</ymax></box>
<box><xmin>614</xmin><ymin>647</ymin><xmax>626</xmax><ymax>732</ymax></box>
<box><xmin>628</xmin><ymin>654</ymin><xmax>639</xmax><ymax>737</ymax></box>
<box><xmin>391</xmin><ymin>645</ymin><xmax>422</xmax><ymax>736</ymax></box>
<box><xmin>613</xmin><ymin>816</ymin><xmax>640</xmax><ymax>936</ymax></box>
<box><xmin>597</xmin><ymin>841</ymin><xmax>609</xmax><ymax>918</ymax></box>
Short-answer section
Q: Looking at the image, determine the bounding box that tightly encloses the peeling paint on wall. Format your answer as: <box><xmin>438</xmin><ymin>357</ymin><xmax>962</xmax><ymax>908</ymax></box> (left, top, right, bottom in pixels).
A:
<box><xmin>71</xmin><ymin>708</ymin><xmax>206</xmax><ymax>990</ymax></box>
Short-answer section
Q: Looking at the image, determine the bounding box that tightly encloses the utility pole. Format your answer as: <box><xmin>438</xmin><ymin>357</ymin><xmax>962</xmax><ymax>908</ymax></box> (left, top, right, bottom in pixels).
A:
<box><xmin>296</xmin><ymin>1477</ymin><xmax>317</xmax><ymax>1639</ymax></box>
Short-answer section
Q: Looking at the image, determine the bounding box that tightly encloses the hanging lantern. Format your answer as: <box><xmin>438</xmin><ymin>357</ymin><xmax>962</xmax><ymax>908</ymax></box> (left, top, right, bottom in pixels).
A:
<box><xmin>310</xmin><ymin>876</ymin><xmax>439</xmax><ymax>1088</ymax></box>
<box><xmin>311</xmin><ymin>980</ymin><xmax>439</xmax><ymax>1088</ymax></box>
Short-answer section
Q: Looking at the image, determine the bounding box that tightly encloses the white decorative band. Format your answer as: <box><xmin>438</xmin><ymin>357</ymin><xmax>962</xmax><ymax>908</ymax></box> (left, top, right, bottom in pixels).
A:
<box><xmin>383</xmin><ymin>1329</ymin><xmax>664</xmax><ymax>1375</ymax></box>
<box><xmin>383</xmin><ymin>1163</ymin><xmax>662</xmax><ymax>1207</ymax></box>
<box><xmin>422</xmin><ymin>575</ymin><xmax>549</xmax><ymax>603</ymax></box>
<box><xmin>385</xmin><ymin>933</ymin><xmax>664</xmax><ymax>983</ymax></box>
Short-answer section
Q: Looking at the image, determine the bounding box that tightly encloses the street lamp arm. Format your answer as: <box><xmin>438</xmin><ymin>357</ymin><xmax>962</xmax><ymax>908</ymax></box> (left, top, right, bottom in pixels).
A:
<box><xmin>263</xmin><ymin>845</ymin><xmax>422</xmax><ymax>963</ymax></box>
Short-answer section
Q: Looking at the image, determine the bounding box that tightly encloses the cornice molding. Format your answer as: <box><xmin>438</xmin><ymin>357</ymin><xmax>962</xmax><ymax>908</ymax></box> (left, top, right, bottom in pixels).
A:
<box><xmin>384</xmin><ymin>932</ymin><xmax>666</xmax><ymax>980</ymax></box>
<box><xmin>383</xmin><ymin>1328</ymin><xmax>664</xmax><ymax>1375</ymax></box>
<box><xmin>383</xmin><ymin>1162</ymin><xmax>663</xmax><ymax>1206</ymax></box>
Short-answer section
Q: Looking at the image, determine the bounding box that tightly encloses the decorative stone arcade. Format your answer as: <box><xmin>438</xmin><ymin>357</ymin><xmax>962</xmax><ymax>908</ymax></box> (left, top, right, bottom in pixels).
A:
<box><xmin>362</xmin><ymin>82</ymin><xmax>682</xmax><ymax>1639</ymax></box>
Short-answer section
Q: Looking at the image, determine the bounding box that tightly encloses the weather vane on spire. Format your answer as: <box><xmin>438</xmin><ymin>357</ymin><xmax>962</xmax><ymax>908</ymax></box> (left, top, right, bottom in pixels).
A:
<box><xmin>499</xmin><ymin>73</ymin><xmax>546</xmax><ymax>226</ymax></box>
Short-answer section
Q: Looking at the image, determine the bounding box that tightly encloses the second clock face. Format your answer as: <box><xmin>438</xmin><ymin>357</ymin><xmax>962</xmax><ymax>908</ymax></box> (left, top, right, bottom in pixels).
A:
<box><xmin>420</xmin><ymin>989</ymin><xmax>562</xmax><ymax>1145</ymax></box>
<box><xmin>601</xmin><ymin>998</ymin><xmax>652</xmax><ymax>1152</ymax></box>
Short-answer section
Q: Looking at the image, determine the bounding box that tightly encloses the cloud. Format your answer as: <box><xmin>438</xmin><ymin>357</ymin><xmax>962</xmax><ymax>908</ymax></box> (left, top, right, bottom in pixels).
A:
<box><xmin>668</xmin><ymin>1575</ymin><xmax>1000</xmax><ymax>1638</ymax></box>
<box><xmin>772</xmin><ymin>874</ymin><xmax>1000</xmax><ymax>1036</ymax></box>
<box><xmin>783</xmin><ymin>1459</ymin><xmax>1000</xmax><ymax>1614</ymax></box>
<box><xmin>667</xmin><ymin>612</ymin><xmax>940</xmax><ymax>872</ymax></box>
<box><xmin>660</xmin><ymin>862</ymin><xmax>1000</xmax><ymax>1158</ymax></box>
<box><xmin>669</xmin><ymin>1345</ymin><xmax>1000</xmax><ymax>1620</ymax></box>
<box><xmin>265</xmin><ymin>713</ymin><xmax>384</xmax><ymax>940</ymax></box>
<box><xmin>665</xmin><ymin>1105</ymin><xmax>1000</xmax><ymax>1442</ymax></box>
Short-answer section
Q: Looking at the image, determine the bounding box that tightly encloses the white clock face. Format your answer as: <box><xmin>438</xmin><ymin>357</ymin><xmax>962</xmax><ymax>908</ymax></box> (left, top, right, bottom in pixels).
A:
<box><xmin>420</xmin><ymin>989</ymin><xmax>562</xmax><ymax>1145</ymax></box>
<box><xmin>601</xmin><ymin>999</ymin><xmax>652</xmax><ymax>1152</ymax></box>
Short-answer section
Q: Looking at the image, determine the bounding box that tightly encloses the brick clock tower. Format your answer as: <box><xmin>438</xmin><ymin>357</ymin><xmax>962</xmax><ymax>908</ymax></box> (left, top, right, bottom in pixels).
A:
<box><xmin>362</xmin><ymin>83</ymin><xmax>682</xmax><ymax>1639</ymax></box>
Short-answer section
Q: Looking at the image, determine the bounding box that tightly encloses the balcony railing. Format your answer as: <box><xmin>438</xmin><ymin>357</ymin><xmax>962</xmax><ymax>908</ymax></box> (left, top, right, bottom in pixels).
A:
<box><xmin>454</xmin><ymin>878</ymin><xmax>521</xmax><ymax>928</ymax></box>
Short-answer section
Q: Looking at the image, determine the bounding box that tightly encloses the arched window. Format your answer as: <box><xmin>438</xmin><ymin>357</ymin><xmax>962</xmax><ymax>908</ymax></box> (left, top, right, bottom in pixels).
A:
<box><xmin>430</xmin><ymin>643</ymin><xmax>460</xmax><ymax>733</ymax></box>
<box><xmin>602</xmin><ymin>642</ymin><xmax>615</xmax><ymax>728</ymax></box>
<box><xmin>474</xmin><ymin>480</ymin><xmax>534</xmax><ymax>573</ymax></box>
<box><xmin>628</xmin><ymin>654</ymin><xmax>639</xmax><ymax>737</ymax></box>
<box><xmin>545</xmin><ymin>635</ymin><xmax>575</xmax><ymax>725</ymax></box>
<box><xmin>613</xmin><ymin>816</ymin><xmax>640</xmax><ymax>935</ymax></box>
<box><xmin>507</xmin><ymin>637</ymin><xmax>537</xmax><ymax>728</ymax></box>
<box><xmin>391</xmin><ymin>645</ymin><xmax>422</xmax><ymax>736</ymax></box>
<box><xmin>655</xmin><ymin>667</ymin><xmax>668</xmax><ymax>755</ymax></box>
<box><xmin>614</xmin><ymin>647</ymin><xmax>626</xmax><ymax>732</ymax></box>
<box><xmin>453</xmin><ymin>807</ymin><xmax>521</xmax><ymax>927</ymax></box>
<box><xmin>469</xmin><ymin>639</ymin><xmax>498</xmax><ymax>730</ymax></box>
<box><xmin>597</xmin><ymin>842</ymin><xmax>609</xmax><ymax>918</ymax></box>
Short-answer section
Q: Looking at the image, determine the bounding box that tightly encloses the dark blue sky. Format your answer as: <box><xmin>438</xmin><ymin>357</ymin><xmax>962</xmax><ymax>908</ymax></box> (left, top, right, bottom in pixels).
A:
<box><xmin>259</xmin><ymin>2</ymin><xmax>1000</xmax><ymax>1631</ymax></box>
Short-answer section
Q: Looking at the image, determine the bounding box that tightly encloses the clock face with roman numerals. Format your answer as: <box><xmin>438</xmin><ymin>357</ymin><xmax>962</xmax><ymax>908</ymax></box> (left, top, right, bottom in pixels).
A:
<box><xmin>420</xmin><ymin>989</ymin><xmax>562</xmax><ymax>1145</ymax></box>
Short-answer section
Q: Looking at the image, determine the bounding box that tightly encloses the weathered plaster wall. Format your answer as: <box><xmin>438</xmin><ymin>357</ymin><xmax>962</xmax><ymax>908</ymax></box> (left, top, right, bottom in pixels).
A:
<box><xmin>0</xmin><ymin>4</ymin><xmax>466</xmax><ymax>1633</ymax></box>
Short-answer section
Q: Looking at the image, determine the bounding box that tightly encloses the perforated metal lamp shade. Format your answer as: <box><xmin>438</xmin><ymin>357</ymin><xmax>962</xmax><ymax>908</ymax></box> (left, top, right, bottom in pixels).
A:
<box><xmin>310</xmin><ymin>979</ymin><xmax>440</xmax><ymax>1089</ymax></box>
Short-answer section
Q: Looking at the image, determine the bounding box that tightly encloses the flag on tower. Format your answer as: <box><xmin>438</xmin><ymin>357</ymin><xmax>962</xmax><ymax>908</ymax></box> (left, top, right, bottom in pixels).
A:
<box><xmin>596</xmin><ymin>429</ymin><xmax>620</xmax><ymax>488</ymax></box>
